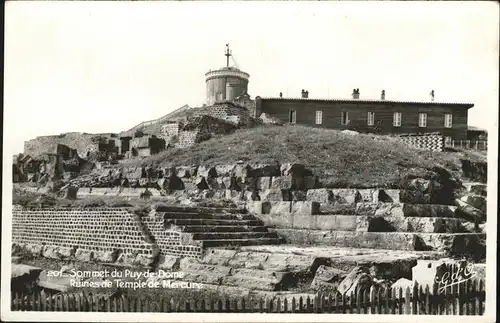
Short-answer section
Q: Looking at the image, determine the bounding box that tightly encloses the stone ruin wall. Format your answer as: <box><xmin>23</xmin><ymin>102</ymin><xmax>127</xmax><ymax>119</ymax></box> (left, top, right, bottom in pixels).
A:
<box><xmin>193</xmin><ymin>103</ymin><xmax>251</xmax><ymax>126</ymax></box>
<box><xmin>11</xmin><ymin>207</ymin><xmax>203</xmax><ymax>262</ymax></box>
<box><xmin>24</xmin><ymin>133</ymin><xmax>119</xmax><ymax>159</ymax></box>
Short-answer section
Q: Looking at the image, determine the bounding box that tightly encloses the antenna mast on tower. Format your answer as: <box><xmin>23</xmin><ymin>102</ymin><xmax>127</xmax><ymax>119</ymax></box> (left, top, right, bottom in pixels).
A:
<box><xmin>225</xmin><ymin>44</ymin><xmax>232</xmax><ymax>67</ymax></box>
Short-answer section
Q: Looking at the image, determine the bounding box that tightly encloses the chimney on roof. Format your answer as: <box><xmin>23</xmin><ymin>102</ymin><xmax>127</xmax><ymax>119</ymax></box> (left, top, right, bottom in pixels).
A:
<box><xmin>279</xmin><ymin>92</ymin><xmax>283</xmax><ymax>98</ymax></box>
<box><xmin>430</xmin><ymin>90</ymin><xmax>435</xmax><ymax>102</ymax></box>
<box><xmin>352</xmin><ymin>88</ymin><xmax>360</xmax><ymax>99</ymax></box>
<box><xmin>381</xmin><ymin>90</ymin><xmax>386</xmax><ymax>100</ymax></box>
<box><xmin>301</xmin><ymin>89</ymin><xmax>309</xmax><ymax>99</ymax></box>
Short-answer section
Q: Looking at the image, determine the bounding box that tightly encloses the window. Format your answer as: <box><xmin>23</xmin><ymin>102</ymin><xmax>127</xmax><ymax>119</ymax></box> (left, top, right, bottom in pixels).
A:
<box><xmin>444</xmin><ymin>114</ymin><xmax>453</xmax><ymax>128</ymax></box>
<box><xmin>367</xmin><ymin>112</ymin><xmax>375</xmax><ymax>126</ymax></box>
<box><xmin>315</xmin><ymin>111</ymin><xmax>323</xmax><ymax>125</ymax></box>
<box><xmin>341</xmin><ymin>111</ymin><xmax>349</xmax><ymax>125</ymax></box>
<box><xmin>418</xmin><ymin>113</ymin><xmax>427</xmax><ymax>128</ymax></box>
<box><xmin>289</xmin><ymin>110</ymin><xmax>296</xmax><ymax>124</ymax></box>
<box><xmin>393</xmin><ymin>112</ymin><xmax>402</xmax><ymax>127</ymax></box>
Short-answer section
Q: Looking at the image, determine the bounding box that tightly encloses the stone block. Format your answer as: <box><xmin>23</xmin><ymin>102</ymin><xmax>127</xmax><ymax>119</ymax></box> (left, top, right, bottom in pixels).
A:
<box><xmin>455</xmin><ymin>199</ymin><xmax>486</xmax><ymax>223</ymax></box>
<box><xmin>311</xmin><ymin>265</ymin><xmax>347</xmax><ymax>291</ymax></box>
<box><xmin>337</xmin><ymin>266</ymin><xmax>372</xmax><ymax>296</ymax></box>
<box><xmin>378</xmin><ymin>189</ymin><xmax>401</xmax><ymax>203</ymax></box>
<box><xmin>202</xmin><ymin>249</ymin><xmax>238</xmax><ymax>266</ymax></box>
<box><xmin>291</xmin><ymin>201</ymin><xmax>320</xmax><ymax>215</ymax></box>
<box><xmin>194</xmin><ymin>177</ymin><xmax>209</xmax><ymax>190</ymax></box>
<box><xmin>306</xmin><ymin>189</ymin><xmax>334</xmax><ymax>203</ymax></box>
<box><xmin>280</xmin><ymin>163</ymin><xmax>309</xmax><ymax>177</ymax></box>
<box><xmin>11</xmin><ymin>264</ymin><xmax>43</xmax><ymax>279</ymax></box>
<box><xmin>197</xmin><ymin>166</ymin><xmax>217</xmax><ymax>179</ymax></box>
<box><xmin>249</xmin><ymin>163</ymin><xmax>281</xmax><ymax>177</ymax></box>
<box><xmin>175</xmin><ymin>166</ymin><xmax>192</xmax><ymax>178</ymax></box>
<box><xmin>58</xmin><ymin>247</ymin><xmax>75</xmax><ymax>258</ymax></box>
<box><xmin>206</xmin><ymin>177</ymin><xmax>222</xmax><ymax>190</ymax></box>
<box><xmin>234</xmin><ymin>164</ymin><xmax>252</xmax><ymax>178</ymax></box>
<box><xmin>257</xmin><ymin>177</ymin><xmax>272</xmax><ymax>190</ymax></box>
<box><xmin>226</xmin><ymin>251</ymin><xmax>270</xmax><ymax>270</ymax></box>
<box><xmin>226</xmin><ymin>190</ymin><xmax>245</xmax><ymax>203</ymax></box>
<box><xmin>94</xmin><ymin>250</ymin><xmax>118</xmax><ymax>263</ymax></box>
<box><xmin>215</xmin><ymin>165</ymin><xmax>236</xmax><ymax>177</ymax></box>
<box><xmin>264</xmin><ymin>253</ymin><xmax>319</xmax><ymax>273</ymax></box>
<box><xmin>270</xmin><ymin>176</ymin><xmax>293</xmax><ymax>190</ymax></box>
<box><xmin>134</xmin><ymin>253</ymin><xmax>156</xmax><ymax>267</ymax></box>
<box><xmin>255</xmin><ymin>213</ymin><xmax>293</xmax><ymax>229</ymax></box>
<box><xmin>460</xmin><ymin>195</ymin><xmax>486</xmax><ymax>214</ymax></box>
<box><xmin>75</xmin><ymin>249</ymin><xmax>94</xmax><ymax>262</ymax></box>
<box><xmin>357</xmin><ymin>189</ymin><xmax>380</xmax><ymax>203</ymax></box>
<box><xmin>246</xmin><ymin>201</ymin><xmax>265</xmax><ymax>214</ymax></box>
<box><xmin>260</xmin><ymin>189</ymin><xmax>291</xmax><ymax>201</ymax></box>
<box><xmin>331</xmin><ymin>189</ymin><xmax>361</xmax><ymax>205</ymax></box>
<box><xmin>291</xmin><ymin>190</ymin><xmax>307</xmax><ymax>201</ymax></box>
<box><xmin>269</xmin><ymin>201</ymin><xmax>292</xmax><ymax>215</ymax></box>
<box><xmin>26</xmin><ymin>244</ymin><xmax>43</xmax><ymax>256</ymax></box>
<box><xmin>468</xmin><ymin>184</ymin><xmax>487</xmax><ymax>197</ymax></box>
<box><xmin>42</xmin><ymin>245</ymin><xmax>62</xmax><ymax>260</ymax></box>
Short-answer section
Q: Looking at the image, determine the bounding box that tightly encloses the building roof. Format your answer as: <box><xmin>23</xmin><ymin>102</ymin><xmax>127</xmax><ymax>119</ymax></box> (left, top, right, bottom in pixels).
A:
<box><xmin>257</xmin><ymin>97</ymin><xmax>474</xmax><ymax>108</ymax></box>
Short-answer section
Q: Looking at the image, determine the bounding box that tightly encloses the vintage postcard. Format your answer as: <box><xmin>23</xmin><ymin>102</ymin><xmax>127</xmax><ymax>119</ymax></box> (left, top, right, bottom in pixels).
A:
<box><xmin>2</xmin><ymin>1</ymin><xmax>498</xmax><ymax>322</ymax></box>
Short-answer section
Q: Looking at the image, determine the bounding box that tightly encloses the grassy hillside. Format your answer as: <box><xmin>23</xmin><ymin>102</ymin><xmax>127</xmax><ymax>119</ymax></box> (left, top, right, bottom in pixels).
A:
<box><xmin>118</xmin><ymin>125</ymin><xmax>483</xmax><ymax>188</ymax></box>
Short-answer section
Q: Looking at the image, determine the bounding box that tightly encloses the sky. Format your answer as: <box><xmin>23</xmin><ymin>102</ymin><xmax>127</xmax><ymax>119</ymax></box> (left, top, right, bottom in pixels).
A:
<box><xmin>4</xmin><ymin>1</ymin><xmax>499</xmax><ymax>154</ymax></box>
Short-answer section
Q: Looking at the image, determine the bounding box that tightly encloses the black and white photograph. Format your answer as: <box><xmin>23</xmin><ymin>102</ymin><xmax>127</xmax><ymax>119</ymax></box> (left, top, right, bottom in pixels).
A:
<box><xmin>2</xmin><ymin>1</ymin><xmax>498</xmax><ymax>322</ymax></box>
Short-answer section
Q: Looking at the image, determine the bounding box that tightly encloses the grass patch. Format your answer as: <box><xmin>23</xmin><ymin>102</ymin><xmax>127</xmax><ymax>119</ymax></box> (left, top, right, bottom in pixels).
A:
<box><xmin>118</xmin><ymin>125</ymin><xmax>478</xmax><ymax>188</ymax></box>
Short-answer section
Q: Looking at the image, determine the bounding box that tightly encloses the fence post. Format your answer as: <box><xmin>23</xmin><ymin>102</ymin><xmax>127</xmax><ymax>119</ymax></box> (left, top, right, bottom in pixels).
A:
<box><xmin>412</xmin><ymin>282</ymin><xmax>418</xmax><ymax>314</ymax></box>
<box><xmin>369</xmin><ymin>286</ymin><xmax>376</xmax><ymax>314</ymax></box>
<box><xmin>291</xmin><ymin>297</ymin><xmax>296</xmax><ymax>314</ymax></box>
<box><xmin>364</xmin><ymin>287</ymin><xmax>370</xmax><ymax>314</ymax></box>
<box><xmin>306</xmin><ymin>296</ymin><xmax>312</xmax><ymax>313</ymax></box>
<box><xmin>478</xmin><ymin>279</ymin><xmax>485</xmax><ymax>315</ymax></box>
<box><xmin>404</xmin><ymin>287</ymin><xmax>411</xmax><ymax>314</ymax></box>
<box><xmin>471</xmin><ymin>279</ymin><xmax>477</xmax><ymax>315</ymax></box>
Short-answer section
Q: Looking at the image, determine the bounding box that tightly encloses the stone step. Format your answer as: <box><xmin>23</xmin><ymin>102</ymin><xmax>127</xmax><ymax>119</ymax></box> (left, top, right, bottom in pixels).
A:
<box><xmin>166</xmin><ymin>218</ymin><xmax>264</xmax><ymax>226</ymax></box>
<box><xmin>462</xmin><ymin>183</ymin><xmax>487</xmax><ymax>196</ymax></box>
<box><xmin>270</xmin><ymin>229</ymin><xmax>485</xmax><ymax>260</ymax></box>
<box><xmin>179</xmin><ymin>258</ymin><xmax>294</xmax><ymax>291</ymax></box>
<box><xmin>183</xmin><ymin>225</ymin><xmax>270</xmax><ymax>233</ymax></box>
<box><xmin>192</xmin><ymin>231</ymin><xmax>278</xmax><ymax>241</ymax></box>
<box><xmin>256</xmin><ymin>213</ymin><xmax>476</xmax><ymax>233</ymax></box>
<box><xmin>201</xmin><ymin>248</ymin><xmax>323</xmax><ymax>273</ymax></box>
<box><xmin>160</xmin><ymin>211</ymin><xmax>254</xmax><ymax>220</ymax></box>
<box><xmin>355</xmin><ymin>203</ymin><xmax>458</xmax><ymax>218</ymax></box>
<box><xmin>155</xmin><ymin>205</ymin><xmax>245</xmax><ymax>214</ymax></box>
<box><xmin>201</xmin><ymin>238</ymin><xmax>282</xmax><ymax>248</ymax></box>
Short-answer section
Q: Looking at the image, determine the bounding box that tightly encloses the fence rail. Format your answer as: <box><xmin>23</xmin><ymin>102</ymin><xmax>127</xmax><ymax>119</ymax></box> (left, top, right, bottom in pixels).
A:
<box><xmin>11</xmin><ymin>280</ymin><xmax>485</xmax><ymax>315</ymax></box>
<box><xmin>445</xmin><ymin>140</ymin><xmax>487</xmax><ymax>150</ymax></box>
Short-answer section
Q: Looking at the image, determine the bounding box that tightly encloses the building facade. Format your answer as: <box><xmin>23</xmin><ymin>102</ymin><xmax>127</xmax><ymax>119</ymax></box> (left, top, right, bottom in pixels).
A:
<box><xmin>255</xmin><ymin>94</ymin><xmax>473</xmax><ymax>140</ymax></box>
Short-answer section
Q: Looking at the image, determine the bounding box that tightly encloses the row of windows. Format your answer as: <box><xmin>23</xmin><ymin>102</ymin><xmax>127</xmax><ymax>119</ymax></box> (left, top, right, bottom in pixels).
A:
<box><xmin>289</xmin><ymin>110</ymin><xmax>453</xmax><ymax>128</ymax></box>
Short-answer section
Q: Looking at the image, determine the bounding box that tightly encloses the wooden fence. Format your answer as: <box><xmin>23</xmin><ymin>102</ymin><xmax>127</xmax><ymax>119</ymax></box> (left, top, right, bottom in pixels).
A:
<box><xmin>445</xmin><ymin>140</ymin><xmax>487</xmax><ymax>150</ymax></box>
<box><xmin>11</xmin><ymin>280</ymin><xmax>485</xmax><ymax>315</ymax></box>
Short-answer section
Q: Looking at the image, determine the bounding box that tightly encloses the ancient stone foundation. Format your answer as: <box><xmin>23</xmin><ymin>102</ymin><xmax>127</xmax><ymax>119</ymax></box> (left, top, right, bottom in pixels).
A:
<box><xmin>11</xmin><ymin>207</ymin><xmax>204</xmax><ymax>264</ymax></box>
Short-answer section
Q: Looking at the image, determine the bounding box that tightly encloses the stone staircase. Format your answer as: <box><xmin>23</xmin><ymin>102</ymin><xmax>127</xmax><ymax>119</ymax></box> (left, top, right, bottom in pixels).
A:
<box><xmin>154</xmin><ymin>205</ymin><xmax>282</xmax><ymax>248</ymax></box>
<box><xmin>249</xmin><ymin>189</ymin><xmax>486</xmax><ymax>261</ymax></box>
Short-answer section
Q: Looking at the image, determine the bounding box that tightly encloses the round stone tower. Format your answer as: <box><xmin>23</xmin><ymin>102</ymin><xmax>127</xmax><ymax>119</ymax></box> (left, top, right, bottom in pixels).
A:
<box><xmin>205</xmin><ymin>44</ymin><xmax>249</xmax><ymax>106</ymax></box>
